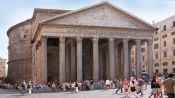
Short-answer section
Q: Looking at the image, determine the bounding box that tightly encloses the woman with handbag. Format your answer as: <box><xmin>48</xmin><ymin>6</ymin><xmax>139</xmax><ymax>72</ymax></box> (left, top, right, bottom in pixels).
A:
<box><xmin>129</xmin><ymin>77</ymin><xmax>139</xmax><ymax>98</ymax></box>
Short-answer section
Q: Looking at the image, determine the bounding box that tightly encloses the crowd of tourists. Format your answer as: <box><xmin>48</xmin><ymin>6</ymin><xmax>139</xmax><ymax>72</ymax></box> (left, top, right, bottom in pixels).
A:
<box><xmin>1</xmin><ymin>73</ymin><xmax>175</xmax><ymax>97</ymax></box>
<box><xmin>0</xmin><ymin>78</ymin><xmax>13</xmax><ymax>89</ymax></box>
<box><xmin>15</xmin><ymin>76</ymin><xmax>149</xmax><ymax>96</ymax></box>
<box><xmin>148</xmin><ymin>73</ymin><xmax>175</xmax><ymax>98</ymax></box>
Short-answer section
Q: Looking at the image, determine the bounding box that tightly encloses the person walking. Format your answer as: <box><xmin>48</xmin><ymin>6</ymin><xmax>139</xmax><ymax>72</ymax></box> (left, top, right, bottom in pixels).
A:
<box><xmin>27</xmin><ymin>81</ymin><xmax>32</xmax><ymax>95</ymax></box>
<box><xmin>115</xmin><ymin>79</ymin><xmax>123</xmax><ymax>94</ymax></box>
<box><xmin>129</xmin><ymin>77</ymin><xmax>139</xmax><ymax>98</ymax></box>
<box><xmin>156</xmin><ymin>77</ymin><xmax>163</xmax><ymax>98</ymax></box>
<box><xmin>21</xmin><ymin>80</ymin><xmax>27</xmax><ymax>95</ymax></box>
<box><xmin>75</xmin><ymin>81</ymin><xmax>79</xmax><ymax>93</ymax></box>
<box><xmin>163</xmin><ymin>73</ymin><xmax>175</xmax><ymax>98</ymax></box>
<box><xmin>123</xmin><ymin>79</ymin><xmax>129</xmax><ymax>97</ymax></box>
<box><xmin>105</xmin><ymin>79</ymin><xmax>110</xmax><ymax>90</ymax></box>
<box><xmin>136</xmin><ymin>77</ymin><xmax>144</xmax><ymax>97</ymax></box>
<box><xmin>148</xmin><ymin>76</ymin><xmax>158</xmax><ymax>98</ymax></box>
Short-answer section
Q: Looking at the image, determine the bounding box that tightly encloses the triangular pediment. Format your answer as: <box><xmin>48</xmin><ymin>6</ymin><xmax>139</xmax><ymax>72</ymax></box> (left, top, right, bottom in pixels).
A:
<box><xmin>42</xmin><ymin>1</ymin><xmax>154</xmax><ymax>30</ymax></box>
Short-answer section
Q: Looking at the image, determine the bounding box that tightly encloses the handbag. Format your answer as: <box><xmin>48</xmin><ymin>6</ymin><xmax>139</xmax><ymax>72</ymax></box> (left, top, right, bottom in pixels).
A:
<box><xmin>130</xmin><ymin>87</ymin><xmax>136</xmax><ymax>92</ymax></box>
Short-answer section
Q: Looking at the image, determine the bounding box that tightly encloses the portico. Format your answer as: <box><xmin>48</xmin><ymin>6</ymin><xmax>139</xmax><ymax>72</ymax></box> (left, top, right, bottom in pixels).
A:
<box><xmin>31</xmin><ymin>2</ymin><xmax>154</xmax><ymax>84</ymax></box>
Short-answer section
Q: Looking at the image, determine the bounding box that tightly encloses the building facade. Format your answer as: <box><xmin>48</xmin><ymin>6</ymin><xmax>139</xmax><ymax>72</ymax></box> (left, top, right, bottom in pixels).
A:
<box><xmin>153</xmin><ymin>15</ymin><xmax>175</xmax><ymax>74</ymax></box>
<box><xmin>7</xmin><ymin>2</ymin><xmax>154</xmax><ymax>84</ymax></box>
<box><xmin>0</xmin><ymin>58</ymin><xmax>7</xmax><ymax>78</ymax></box>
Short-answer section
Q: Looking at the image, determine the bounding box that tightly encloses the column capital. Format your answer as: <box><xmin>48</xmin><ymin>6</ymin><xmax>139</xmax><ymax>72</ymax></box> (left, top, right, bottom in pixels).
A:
<box><xmin>123</xmin><ymin>38</ymin><xmax>128</xmax><ymax>42</ymax></box>
<box><xmin>147</xmin><ymin>39</ymin><xmax>153</xmax><ymax>45</ymax></box>
<box><xmin>59</xmin><ymin>37</ymin><xmax>65</xmax><ymax>43</ymax></box>
<box><xmin>109</xmin><ymin>38</ymin><xmax>114</xmax><ymax>41</ymax></box>
<box><xmin>109</xmin><ymin>38</ymin><xmax>114</xmax><ymax>44</ymax></box>
<box><xmin>76</xmin><ymin>37</ymin><xmax>82</xmax><ymax>42</ymax></box>
<box><xmin>41</xmin><ymin>36</ymin><xmax>48</xmax><ymax>41</ymax></box>
<box><xmin>92</xmin><ymin>37</ymin><xmax>99</xmax><ymax>43</ymax></box>
<box><xmin>135</xmin><ymin>39</ymin><xmax>141</xmax><ymax>45</ymax></box>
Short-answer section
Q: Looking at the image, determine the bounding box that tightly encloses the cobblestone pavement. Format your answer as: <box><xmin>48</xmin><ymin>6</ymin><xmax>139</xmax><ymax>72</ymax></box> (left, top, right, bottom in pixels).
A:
<box><xmin>0</xmin><ymin>86</ymin><xmax>168</xmax><ymax>98</ymax></box>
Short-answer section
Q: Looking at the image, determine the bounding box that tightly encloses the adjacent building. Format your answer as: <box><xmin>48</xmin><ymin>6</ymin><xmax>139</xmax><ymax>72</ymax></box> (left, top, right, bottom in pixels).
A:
<box><xmin>0</xmin><ymin>58</ymin><xmax>7</xmax><ymax>78</ymax></box>
<box><xmin>7</xmin><ymin>1</ymin><xmax>154</xmax><ymax>84</ymax></box>
<box><xmin>153</xmin><ymin>15</ymin><xmax>175</xmax><ymax>74</ymax></box>
<box><xmin>131</xmin><ymin>16</ymin><xmax>175</xmax><ymax>76</ymax></box>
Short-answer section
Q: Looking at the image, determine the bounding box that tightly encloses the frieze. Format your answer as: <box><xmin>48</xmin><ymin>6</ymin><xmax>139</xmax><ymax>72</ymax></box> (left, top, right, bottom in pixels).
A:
<box><xmin>42</xmin><ymin>28</ymin><xmax>152</xmax><ymax>39</ymax></box>
<box><xmin>67</xmin><ymin>29</ymin><xmax>137</xmax><ymax>38</ymax></box>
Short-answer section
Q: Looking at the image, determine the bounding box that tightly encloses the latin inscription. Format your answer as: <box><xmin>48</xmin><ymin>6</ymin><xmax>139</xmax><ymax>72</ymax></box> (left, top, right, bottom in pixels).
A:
<box><xmin>66</xmin><ymin>29</ymin><xmax>137</xmax><ymax>38</ymax></box>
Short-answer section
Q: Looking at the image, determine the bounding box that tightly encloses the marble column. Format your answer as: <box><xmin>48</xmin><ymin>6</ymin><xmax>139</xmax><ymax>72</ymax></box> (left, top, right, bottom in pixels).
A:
<box><xmin>59</xmin><ymin>37</ymin><xmax>65</xmax><ymax>83</ymax></box>
<box><xmin>106</xmin><ymin>47</ymin><xmax>110</xmax><ymax>79</ymax></box>
<box><xmin>92</xmin><ymin>37</ymin><xmax>99</xmax><ymax>82</ymax></box>
<box><xmin>77</xmin><ymin>37</ymin><xmax>83</xmax><ymax>82</ymax></box>
<box><xmin>34</xmin><ymin>47</ymin><xmax>37</xmax><ymax>82</ymax></box>
<box><xmin>99</xmin><ymin>48</ymin><xmax>103</xmax><ymax>79</ymax></box>
<box><xmin>38</xmin><ymin>42</ymin><xmax>42</xmax><ymax>83</ymax></box>
<box><xmin>109</xmin><ymin>38</ymin><xmax>115</xmax><ymax>80</ymax></box>
<box><xmin>36</xmin><ymin>46</ymin><xmax>40</xmax><ymax>83</ymax></box>
<box><xmin>123</xmin><ymin>39</ymin><xmax>129</xmax><ymax>79</ymax></box>
<box><xmin>65</xmin><ymin>44</ymin><xmax>70</xmax><ymax>81</ymax></box>
<box><xmin>148</xmin><ymin>40</ymin><xmax>153</xmax><ymax>78</ymax></box>
<box><xmin>41</xmin><ymin>37</ymin><xmax>48</xmax><ymax>84</ymax></box>
<box><xmin>115</xmin><ymin>42</ymin><xmax>119</xmax><ymax>78</ymax></box>
<box><xmin>128</xmin><ymin>45</ymin><xmax>132</xmax><ymax>77</ymax></box>
<box><xmin>136</xmin><ymin>39</ymin><xmax>142</xmax><ymax>77</ymax></box>
<box><xmin>71</xmin><ymin>41</ymin><xmax>76</xmax><ymax>81</ymax></box>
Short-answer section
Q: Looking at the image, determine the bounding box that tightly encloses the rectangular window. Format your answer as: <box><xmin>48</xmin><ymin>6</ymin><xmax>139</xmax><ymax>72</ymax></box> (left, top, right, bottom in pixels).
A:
<box><xmin>154</xmin><ymin>44</ymin><xmax>159</xmax><ymax>49</ymax></box>
<box><xmin>141</xmin><ymin>48</ymin><xmax>145</xmax><ymax>52</ymax></box>
<box><xmin>155</xmin><ymin>69</ymin><xmax>159</xmax><ymax>73</ymax></box>
<box><xmin>154</xmin><ymin>37</ymin><xmax>159</xmax><ymax>41</ymax></box>
<box><xmin>163</xmin><ymin>41</ymin><xmax>166</xmax><ymax>47</ymax></box>
<box><xmin>155</xmin><ymin>28</ymin><xmax>159</xmax><ymax>34</ymax></box>
<box><xmin>164</xmin><ymin>51</ymin><xmax>167</xmax><ymax>57</ymax></box>
<box><xmin>172</xmin><ymin>31</ymin><xmax>175</xmax><ymax>35</ymax></box>
<box><xmin>163</xmin><ymin>69</ymin><xmax>168</xmax><ymax>73</ymax></box>
<box><xmin>173</xmin><ymin>21</ymin><xmax>175</xmax><ymax>27</ymax></box>
<box><xmin>163</xmin><ymin>25</ymin><xmax>166</xmax><ymax>31</ymax></box>
<box><xmin>154</xmin><ymin>63</ymin><xmax>159</xmax><ymax>67</ymax></box>
<box><xmin>23</xmin><ymin>35</ymin><xmax>26</xmax><ymax>38</ymax></box>
<box><xmin>155</xmin><ymin>53</ymin><xmax>158</xmax><ymax>59</ymax></box>
<box><xmin>173</xmin><ymin>38</ymin><xmax>175</xmax><ymax>44</ymax></box>
<box><xmin>172</xmin><ymin>61</ymin><xmax>175</xmax><ymax>65</ymax></box>
<box><xmin>173</xmin><ymin>68</ymin><xmax>175</xmax><ymax>73</ymax></box>
<box><xmin>162</xmin><ymin>34</ymin><xmax>167</xmax><ymax>38</ymax></box>
<box><xmin>163</xmin><ymin>62</ymin><xmax>168</xmax><ymax>66</ymax></box>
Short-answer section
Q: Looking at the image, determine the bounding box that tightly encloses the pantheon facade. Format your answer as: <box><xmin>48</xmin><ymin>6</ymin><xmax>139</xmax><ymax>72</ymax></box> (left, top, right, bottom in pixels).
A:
<box><xmin>7</xmin><ymin>1</ymin><xmax>154</xmax><ymax>84</ymax></box>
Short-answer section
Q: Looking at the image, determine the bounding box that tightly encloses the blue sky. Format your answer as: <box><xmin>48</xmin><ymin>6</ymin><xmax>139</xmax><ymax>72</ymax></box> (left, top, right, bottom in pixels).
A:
<box><xmin>0</xmin><ymin>0</ymin><xmax>175</xmax><ymax>60</ymax></box>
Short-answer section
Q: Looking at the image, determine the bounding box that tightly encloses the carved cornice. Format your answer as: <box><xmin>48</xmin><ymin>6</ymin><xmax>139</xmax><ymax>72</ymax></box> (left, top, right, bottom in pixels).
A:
<box><xmin>41</xmin><ymin>23</ymin><xmax>152</xmax><ymax>31</ymax></box>
<box><xmin>32</xmin><ymin>23</ymin><xmax>152</xmax><ymax>43</ymax></box>
<box><xmin>32</xmin><ymin>8</ymin><xmax>70</xmax><ymax>22</ymax></box>
<box><xmin>8</xmin><ymin>57</ymin><xmax>32</xmax><ymax>64</ymax></box>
